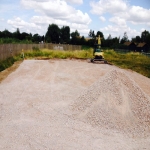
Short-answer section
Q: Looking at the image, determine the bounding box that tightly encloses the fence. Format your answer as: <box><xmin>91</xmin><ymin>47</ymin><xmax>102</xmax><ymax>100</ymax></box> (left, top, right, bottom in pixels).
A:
<box><xmin>114</xmin><ymin>49</ymin><xmax>130</xmax><ymax>53</ymax></box>
<box><xmin>142</xmin><ymin>52</ymin><xmax>150</xmax><ymax>57</ymax></box>
<box><xmin>0</xmin><ymin>43</ymin><xmax>81</xmax><ymax>61</ymax></box>
<box><xmin>114</xmin><ymin>49</ymin><xmax>150</xmax><ymax>58</ymax></box>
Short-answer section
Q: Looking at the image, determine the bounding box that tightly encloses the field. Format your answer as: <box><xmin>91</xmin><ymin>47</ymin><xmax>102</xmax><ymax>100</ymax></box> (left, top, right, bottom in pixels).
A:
<box><xmin>0</xmin><ymin>49</ymin><xmax>150</xmax><ymax>78</ymax></box>
<box><xmin>0</xmin><ymin>59</ymin><xmax>150</xmax><ymax>149</ymax></box>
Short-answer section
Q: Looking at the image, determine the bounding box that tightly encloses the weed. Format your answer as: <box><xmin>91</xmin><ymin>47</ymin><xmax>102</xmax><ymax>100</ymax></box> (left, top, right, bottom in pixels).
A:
<box><xmin>104</xmin><ymin>50</ymin><xmax>150</xmax><ymax>78</ymax></box>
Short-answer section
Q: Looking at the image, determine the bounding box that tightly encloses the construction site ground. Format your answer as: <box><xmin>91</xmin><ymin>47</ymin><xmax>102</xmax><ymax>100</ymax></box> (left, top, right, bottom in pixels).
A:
<box><xmin>0</xmin><ymin>59</ymin><xmax>150</xmax><ymax>150</ymax></box>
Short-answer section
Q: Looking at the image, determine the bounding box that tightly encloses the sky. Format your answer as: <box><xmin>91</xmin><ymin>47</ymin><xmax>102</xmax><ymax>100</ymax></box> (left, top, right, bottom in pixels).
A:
<box><xmin>0</xmin><ymin>0</ymin><xmax>150</xmax><ymax>40</ymax></box>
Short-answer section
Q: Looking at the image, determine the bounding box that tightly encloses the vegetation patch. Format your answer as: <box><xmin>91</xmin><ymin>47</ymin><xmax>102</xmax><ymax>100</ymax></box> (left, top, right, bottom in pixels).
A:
<box><xmin>24</xmin><ymin>49</ymin><xmax>93</xmax><ymax>59</ymax></box>
<box><xmin>0</xmin><ymin>49</ymin><xmax>150</xmax><ymax>79</ymax></box>
<box><xmin>104</xmin><ymin>50</ymin><xmax>150</xmax><ymax>78</ymax></box>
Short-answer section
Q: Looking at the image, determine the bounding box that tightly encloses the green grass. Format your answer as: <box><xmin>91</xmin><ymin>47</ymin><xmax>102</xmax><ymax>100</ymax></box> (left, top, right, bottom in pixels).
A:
<box><xmin>81</xmin><ymin>45</ymin><xmax>93</xmax><ymax>51</ymax></box>
<box><xmin>104</xmin><ymin>50</ymin><xmax>150</xmax><ymax>78</ymax></box>
<box><xmin>24</xmin><ymin>49</ymin><xmax>93</xmax><ymax>59</ymax></box>
<box><xmin>1</xmin><ymin>48</ymin><xmax>150</xmax><ymax>78</ymax></box>
<box><xmin>0</xmin><ymin>49</ymin><xmax>93</xmax><ymax>72</ymax></box>
<box><xmin>0</xmin><ymin>55</ymin><xmax>22</xmax><ymax>72</ymax></box>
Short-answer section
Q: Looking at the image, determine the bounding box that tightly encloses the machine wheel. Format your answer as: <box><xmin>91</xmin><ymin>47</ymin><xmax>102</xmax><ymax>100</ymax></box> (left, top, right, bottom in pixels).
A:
<box><xmin>91</xmin><ymin>59</ymin><xmax>94</xmax><ymax>62</ymax></box>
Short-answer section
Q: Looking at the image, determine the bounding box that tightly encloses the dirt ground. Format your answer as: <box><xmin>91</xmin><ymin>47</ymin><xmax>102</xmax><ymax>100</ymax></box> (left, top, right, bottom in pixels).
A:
<box><xmin>0</xmin><ymin>59</ymin><xmax>150</xmax><ymax>150</ymax></box>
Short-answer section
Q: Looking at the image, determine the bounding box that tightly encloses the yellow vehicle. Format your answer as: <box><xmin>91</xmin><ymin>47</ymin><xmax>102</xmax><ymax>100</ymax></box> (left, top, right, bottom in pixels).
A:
<box><xmin>90</xmin><ymin>35</ymin><xmax>107</xmax><ymax>63</ymax></box>
<box><xmin>91</xmin><ymin>44</ymin><xmax>107</xmax><ymax>63</ymax></box>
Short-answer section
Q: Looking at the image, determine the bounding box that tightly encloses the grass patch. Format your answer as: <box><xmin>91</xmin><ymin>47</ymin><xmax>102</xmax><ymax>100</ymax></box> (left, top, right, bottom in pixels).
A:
<box><xmin>0</xmin><ymin>49</ymin><xmax>93</xmax><ymax>72</ymax></box>
<box><xmin>24</xmin><ymin>49</ymin><xmax>93</xmax><ymax>59</ymax></box>
<box><xmin>104</xmin><ymin>50</ymin><xmax>150</xmax><ymax>78</ymax></box>
<box><xmin>0</xmin><ymin>52</ymin><xmax>25</xmax><ymax>72</ymax></box>
<box><xmin>1</xmin><ymin>48</ymin><xmax>150</xmax><ymax>78</ymax></box>
<box><xmin>0</xmin><ymin>57</ymin><xmax>20</xmax><ymax>72</ymax></box>
<box><xmin>81</xmin><ymin>45</ymin><xmax>93</xmax><ymax>51</ymax></box>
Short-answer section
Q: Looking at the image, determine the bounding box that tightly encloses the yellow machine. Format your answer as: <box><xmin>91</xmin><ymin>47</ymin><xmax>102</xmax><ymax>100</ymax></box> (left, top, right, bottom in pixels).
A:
<box><xmin>91</xmin><ymin>35</ymin><xmax>107</xmax><ymax>63</ymax></box>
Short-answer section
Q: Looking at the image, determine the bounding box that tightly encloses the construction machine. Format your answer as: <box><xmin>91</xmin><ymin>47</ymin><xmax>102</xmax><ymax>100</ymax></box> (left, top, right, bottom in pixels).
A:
<box><xmin>90</xmin><ymin>35</ymin><xmax>107</xmax><ymax>63</ymax></box>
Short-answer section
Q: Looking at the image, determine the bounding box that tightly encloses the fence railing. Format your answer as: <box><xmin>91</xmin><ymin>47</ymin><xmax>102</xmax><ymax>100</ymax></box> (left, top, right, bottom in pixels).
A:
<box><xmin>114</xmin><ymin>49</ymin><xmax>150</xmax><ymax>57</ymax></box>
<box><xmin>0</xmin><ymin>43</ymin><xmax>81</xmax><ymax>61</ymax></box>
<box><xmin>142</xmin><ymin>52</ymin><xmax>150</xmax><ymax>57</ymax></box>
<box><xmin>114</xmin><ymin>49</ymin><xmax>130</xmax><ymax>53</ymax></box>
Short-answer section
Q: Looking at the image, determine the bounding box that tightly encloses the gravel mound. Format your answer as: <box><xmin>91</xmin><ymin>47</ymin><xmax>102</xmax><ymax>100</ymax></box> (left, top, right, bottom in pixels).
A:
<box><xmin>71</xmin><ymin>69</ymin><xmax>150</xmax><ymax>137</ymax></box>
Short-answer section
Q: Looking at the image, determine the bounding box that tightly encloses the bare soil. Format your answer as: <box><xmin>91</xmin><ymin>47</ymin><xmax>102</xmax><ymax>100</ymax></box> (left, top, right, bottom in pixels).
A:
<box><xmin>0</xmin><ymin>59</ymin><xmax>150</xmax><ymax>150</ymax></box>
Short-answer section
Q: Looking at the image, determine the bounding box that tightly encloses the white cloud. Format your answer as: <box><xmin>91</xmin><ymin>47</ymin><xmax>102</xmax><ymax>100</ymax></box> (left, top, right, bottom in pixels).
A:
<box><xmin>90</xmin><ymin>0</ymin><xmax>150</xmax><ymax>26</ymax></box>
<box><xmin>21</xmin><ymin>0</ymin><xmax>91</xmax><ymax>25</ymax></box>
<box><xmin>7</xmin><ymin>17</ymin><xmax>43</xmax><ymax>34</ymax></box>
<box><xmin>99</xmin><ymin>16</ymin><xmax>106</xmax><ymax>22</ymax></box>
<box><xmin>15</xmin><ymin>0</ymin><xmax>91</xmax><ymax>36</ymax></box>
<box><xmin>127</xmin><ymin>6</ymin><xmax>150</xmax><ymax>24</ymax></box>
<box><xmin>64</xmin><ymin>0</ymin><xmax>83</xmax><ymax>5</ymax></box>
<box><xmin>90</xmin><ymin>0</ymin><xmax>127</xmax><ymax>15</ymax></box>
<box><xmin>100</xmin><ymin>25</ymin><xmax>140</xmax><ymax>39</ymax></box>
<box><xmin>30</xmin><ymin>16</ymin><xmax>70</xmax><ymax>26</ymax></box>
<box><xmin>109</xmin><ymin>17</ymin><xmax>126</xmax><ymax>27</ymax></box>
<box><xmin>70</xmin><ymin>23</ymin><xmax>89</xmax><ymax>34</ymax></box>
<box><xmin>7</xmin><ymin>15</ymin><xmax>90</xmax><ymax>36</ymax></box>
<box><xmin>90</xmin><ymin>0</ymin><xmax>150</xmax><ymax>38</ymax></box>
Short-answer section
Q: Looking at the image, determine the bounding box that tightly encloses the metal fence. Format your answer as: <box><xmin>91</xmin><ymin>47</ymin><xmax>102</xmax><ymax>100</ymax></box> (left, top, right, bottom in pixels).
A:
<box><xmin>114</xmin><ymin>49</ymin><xmax>130</xmax><ymax>53</ymax></box>
<box><xmin>142</xmin><ymin>52</ymin><xmax>150</xmax><ymax>57</ymax></box>
<box><xmin>114</xmin><ymin>49</ymin><xmax>150</xmax><ymax>58</ymax></box>
<box><xmin>0</xmin><ymin>43</ymin><xmax>81</xmax><ymax>60</ymax></box>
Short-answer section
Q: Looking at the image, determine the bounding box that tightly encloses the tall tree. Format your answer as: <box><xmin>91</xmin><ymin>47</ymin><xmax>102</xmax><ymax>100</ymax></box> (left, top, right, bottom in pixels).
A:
<box><xmin>60</xmin><ymin>26</ymin><xmax>70</xmax><ymax>44</ymax></box>
<box><xmin>88</xmin><ymin>29</ymin><xmax>95</xmax><ymax>39</ymax></box>
<box><xmin>14</xmin><ymin>28</ymin><xmax>21</xmax><ymax>39</ymax></box>
<box><xmin>32</xmin><ymin>33</ymin><xmax>41</xmax><ymax>43</ymax></box>
<box><xmin>45</xmin><ymin>24</ymin><xmax>60</xmax><ymax>43</ymax></box>
<box><xmin>2</xmin><ymin>29</ymin><xmax>12</xmax><ymax>38</ymax></box>
<box><xmin>120</xmin><ymin>32</ymin><xmax>128</xmax><ymax>44</ymax></box>
<box><xmin>141</xmin><ymin>30</ymin><xmax>149</xmax><ymax>43</ymax></box>
<box><xmin>96</xmin><ymin>31</ymin><xmax>104</xmax><ymax>39</ymax></box>
<box><xmin>132</xmin><ymin>36</ymin><xmax>141</xmax><ymax>43</ymax></box>
<box><xmin>70</xmin><ymin>30</ymin><xmax>80</xmax><ymax>45</ymax></box>
<box><xmin>107</xmin><ymin>34</ymin><xmax>112</xmax><ymax>40</ymax></box>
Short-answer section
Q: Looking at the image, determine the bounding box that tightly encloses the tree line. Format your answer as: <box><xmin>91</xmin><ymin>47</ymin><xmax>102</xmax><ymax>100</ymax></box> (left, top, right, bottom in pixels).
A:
<box><xmin>0</xmin><ymin>24</ymin><xmax>150</xmax><ymax>49</ymax></box>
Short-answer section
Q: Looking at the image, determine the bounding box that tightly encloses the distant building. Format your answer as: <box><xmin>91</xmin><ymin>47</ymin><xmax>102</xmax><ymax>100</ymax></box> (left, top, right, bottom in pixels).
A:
<box><xmin>136</xmin><ymin>42</ymin><xmax>149</xmax><ymax>52</ymax></box>
<box><xmin>123</xmin><ymin>42</ymin><xmax>136</xmax><ymax>51</ymax></box>
<box><xmin>83</xmin><ymin>37</ymin><xmax>93</xmax><ymax>41</ymax></box>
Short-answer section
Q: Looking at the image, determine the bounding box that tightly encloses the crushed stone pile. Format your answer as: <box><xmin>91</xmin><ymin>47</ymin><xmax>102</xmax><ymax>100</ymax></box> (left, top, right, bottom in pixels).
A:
<box><xmin>71</xmin><ymin>69</ymin><xmax>150</xmax><ymax>137</ymax></box>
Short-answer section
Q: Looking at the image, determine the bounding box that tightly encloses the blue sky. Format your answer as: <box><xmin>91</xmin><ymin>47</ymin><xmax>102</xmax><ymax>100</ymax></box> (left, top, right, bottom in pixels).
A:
<box><xmin>0</xmin><ymin>0</ymin><xmax>150</xmax><ymax>40</ymax></box>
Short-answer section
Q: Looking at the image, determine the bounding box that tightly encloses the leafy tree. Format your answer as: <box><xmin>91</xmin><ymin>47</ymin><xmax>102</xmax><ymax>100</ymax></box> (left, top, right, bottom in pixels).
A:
<box><xmin>70</xmin><ymin>30</ymin><xmax>80</xmax><ymax>45</ymax></box>
<box><xmin>32</xmin><ymin>34</ymin><xmax>41</xmax><ymax>43</ymax></box>
<box><xmin>141</xmin><ymin>30</ymin><xmax>150</xmax><ymax>46</ymax></box>
<box><xmin>60</xmin><ymin>26</ymin><xmax>70</xmax><ymax>44</ymax></box>
<box><xmin>132</xmin><ymin>36</ymin><xmax>141</xmax><ymax>43</ymax></box>
<box><xmin>141</xmin><ymin>30</ymin><xmax>149</xmax><ymax>42</ymax></box>
<box><xmin>107</xmin><ymin>34</ymin><xmax>112</xmax><ymax>40</ymax></box>
<box><xmin>20</xmin><ymin>32</ymin><xmax>29</xmax><ymax>40</ymax></box>
<box><xmin>2</xmin><ymin>29</ymin><xmax>12</xmax><ymax>38</ymax></box>
<box><xmin>71</xmin><ymin>30</ymin><xmax>80</xmax><ymax>37</ymax></box>
<box><xmin>13</xmin><ymin>28</ymin><xmax>21</xmax><ymax>40</ymax></box>
<box><xmin>88</xmin><ymin>29</ymin><xmax>95</xmax><ymax>39</ymax></box>
<box><xmin>45</xmin><ymin>24</ymin><xmax>60</xmax><ymax>43</ymax></box>
<box><xmin>96</xmin><ymin>31</ymin><xmax>104</xmax><ymax>39</ymax></box>
<box><xmin>80</xmin><ymin>36</ymin><xmax>86</xmax><ymax>45</ymax></box>
<box><xmin>120</xmin><ymin>32</ymin><xmax>128</xmax><ymax>44</ymax></box>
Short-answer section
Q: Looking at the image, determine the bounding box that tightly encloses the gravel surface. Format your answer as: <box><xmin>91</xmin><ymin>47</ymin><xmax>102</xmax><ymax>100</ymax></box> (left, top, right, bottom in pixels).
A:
<box><xmin>0</xmin><ymin>59</ymin><xmax>150</xmax><ymax>150</ymax></box>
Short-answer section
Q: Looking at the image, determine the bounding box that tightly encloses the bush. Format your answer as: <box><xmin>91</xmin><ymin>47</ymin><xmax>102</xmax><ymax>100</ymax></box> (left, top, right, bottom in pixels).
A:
<box><xmin>0</xmin><ymin>57</ymin><xmax>16</xmax><ymax>71</ymax></box>
<box><xmin>32</xmin><ymin>46</ymin><xmax>40</xmax><ymax>51</ymax></box>
<box><xmin>104</xmin><ymin>50</ymin><xmax>150</xmax><ymax>78</ymax></box>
